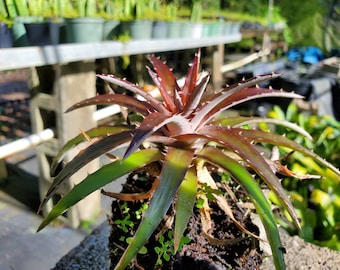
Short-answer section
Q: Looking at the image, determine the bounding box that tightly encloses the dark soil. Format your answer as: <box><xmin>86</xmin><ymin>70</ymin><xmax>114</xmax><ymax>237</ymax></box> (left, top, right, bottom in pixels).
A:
<box><xmin>108</xmin><ymin>163</ymin><xmax>263</xmax><ymax>270</ymax></box>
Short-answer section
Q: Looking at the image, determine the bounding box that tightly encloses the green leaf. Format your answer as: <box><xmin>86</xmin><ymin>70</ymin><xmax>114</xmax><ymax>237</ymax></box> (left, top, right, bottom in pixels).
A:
<box><xmin>198</xmin><ymin>147</ymin><xmax>286</xmax><ymax>270</ymax></box>
<box><xmin>174</xmin><ymin>167</ymin><xmax>197</xmax><ymax>252</ymax></box>
<box><xmin>114</xmin><ymin>148</ymin><xmax>194</xmax><ymax>270</ymax></box>
<box><xmin>51</xmin><ymin>126</ymin><xmax>132</xmax><ymax>173</ymax></box>
<box><xmin>37</xmin><ymin>148</ymin><xmax>163</xmax><ymax>231</ymax></box>
<box><xmin>38</xmin><ymin>131</ymin><xmax>133</xmax><ymax>213</ymax></box>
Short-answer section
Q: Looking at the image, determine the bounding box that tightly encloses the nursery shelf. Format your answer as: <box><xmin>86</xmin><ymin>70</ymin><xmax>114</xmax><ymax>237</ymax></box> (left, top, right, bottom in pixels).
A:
<box><xmin>0</xmin><ymin>34</ymin><xmax>241</xmax><ymax>71</ymax></box>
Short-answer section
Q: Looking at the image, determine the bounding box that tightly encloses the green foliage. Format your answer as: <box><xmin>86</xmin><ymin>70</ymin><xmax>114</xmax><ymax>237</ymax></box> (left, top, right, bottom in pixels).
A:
<box><xmin>154</xmin><ymin>230</ymin><xmax>190</xmax><ymax>267</ymax></box>
<box><xmin>277</xmin><ymin>0</ymin><xmax>336</xmax><ymax>51</ymax></box>
<box><xmin>196</xmin><ymin>182</ymin><xmax>223</xmax><ymax>209</ymax></box>
<box><xmin>135</xmin><ymin>202</ymin><xmax>148</xmax><ymax>220</ymax></box>
<box><xmin>4</xmin><ymin>0</ymin><xmax>29</xmax><ymax>17</ymax></box>
<box><xmin>266</xmin><ymin>103</ymin><xmax>340</xmax><ymax>251</ymax></box>
<box><xmin>190</xmin><ymin>1</ymin><xmax>202</xmax><ymax>22</ymax></box>
<box><xmin>115</xmin><ymin>202</ymin><xmax>148</xmax><ymax>234</ymax></box>
<box><xmin>115</xmin><ymin>202</ymin><xmax>134</xmax><ymax>233</ymax></box>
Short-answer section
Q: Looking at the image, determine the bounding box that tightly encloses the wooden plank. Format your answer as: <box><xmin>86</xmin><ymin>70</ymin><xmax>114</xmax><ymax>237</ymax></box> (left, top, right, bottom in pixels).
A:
<box><xmin>0</xmin><ymin>35</ymin><xmax>242</xmax><ymax>71</ymax></box>
<box><xmin>0</xmin><ymin>159</ymin><xmax>8</xmax><ymax>183</ymax></box>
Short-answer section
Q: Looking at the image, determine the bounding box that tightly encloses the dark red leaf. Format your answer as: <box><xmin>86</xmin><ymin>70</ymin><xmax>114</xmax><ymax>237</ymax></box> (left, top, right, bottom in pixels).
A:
<box><xmin>65</xmin><ymin>93</ymin><xmax>156</xmax><ymax>116</ymax></box>
<box><xmin>181</xmin><ymin>50</ymin><xmax>201</xmax><ymax>105</ymax></box>
<box><xmin>97</xmin><ymin>74</ymin><xmax>170</xmax><ymax>115</ymax></box>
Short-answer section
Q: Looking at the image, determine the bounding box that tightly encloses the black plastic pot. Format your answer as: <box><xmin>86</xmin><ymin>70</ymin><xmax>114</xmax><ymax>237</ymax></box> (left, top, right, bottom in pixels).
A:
<box><xmin>0</xmin><ymin>22</ymin><xmax>13</xmax><ymax>48</ymax></box>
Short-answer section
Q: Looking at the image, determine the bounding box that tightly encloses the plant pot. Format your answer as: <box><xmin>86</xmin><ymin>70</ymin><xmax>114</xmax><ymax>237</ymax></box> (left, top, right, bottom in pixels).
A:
<box><xmin>201</xmin><ymin>22</ymin><xmax>211</xmax><ymax>37</ymax></box>
<box><xmin>24</xmin><ymin>20</ymin><xmax>63</xmax><ymax>46</ymax></box>
<box><xmin>167</xmin><ymin>21</ymin><xmax>182</xmax><ymax>39</ymax></box>
<box><xmin>49</xmin><ymin>18</ymin><xmax>65</xmax><ymax>45</ymax></box>
<box><xmin>223</xmin><ymin>22</ymin><xmax>233</xmax><ymax>36</ymax></box>
<box><xmin>65</xmin><ymin>17</ymin><xmax>104</xmax><ymax>43</ymax></box>
<box><xmin>230</xmin><ymin>22</ymin><xmax>241</xmax><ymax>35</ymax></box>
<box><xmin>12</xmin><ymin>17</ymin><xmax>35</xmax><ymax>47</ymax></box>
<box><xmin>120</xmin><ymin>20</ymin><xmax>153</xmax><ymax>40</ymax></box>
<box><xmin>208</xmin><ymin>22</ymin><xmax>224</xmax><ymax>37</ymax></box>
<box><xmin>181</xmin><ymin>22</ymin><xmax>203</xmax><ymax>39</ymax></box>
<box><xmin>103</xmin><ymin>19</ymin><xmax>120</xmax><ymax>41</ymax></box>
<box><xmin>0</xmin><ymin>22</ymin><xmax>13</xmax><ymax>48</ymax></box>
<box><xmin>152</xmin><ymin>21</ymin><xmax>168</xmax><ymax>39</ymax></box>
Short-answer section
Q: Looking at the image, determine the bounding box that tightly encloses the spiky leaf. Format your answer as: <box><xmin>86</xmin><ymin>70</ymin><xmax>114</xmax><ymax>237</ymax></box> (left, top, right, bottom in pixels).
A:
<box><xmin>38</xmin><ymin>131</ymin><xmax>132</xmax><ymax>213</ymax></box>
<box><xmin>174</xmin><ymin>167</ymin><xmax>197</xmax><ymax>252</ymax></box>
<box><xmin>38</xmin><ymin>148</ymin><xmax>163</xmax><ymax>231</ymax></box>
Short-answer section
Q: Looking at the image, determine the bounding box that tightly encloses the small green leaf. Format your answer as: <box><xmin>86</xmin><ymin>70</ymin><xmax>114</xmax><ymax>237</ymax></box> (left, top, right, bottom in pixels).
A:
<box><xmin>195</xmin><ymin>198</ymin><xmax>204</xmax><ymax>209</ymax></box>
<box><xmin>163</xmin><ymin>252</ymin><xmax>170</xmax><ymax>261</ymax></box>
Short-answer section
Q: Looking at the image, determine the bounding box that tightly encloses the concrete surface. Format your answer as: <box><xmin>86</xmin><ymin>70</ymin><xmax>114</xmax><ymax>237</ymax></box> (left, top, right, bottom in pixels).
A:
<box><xmin>0</xmin><ymin>148</ymin><xmax>121</xmax><ymax>270</ymax></box>
<box><xmin>0</xmin><ymin>190</ymin><xmax>85</xmax><ymax>270</ymax></box>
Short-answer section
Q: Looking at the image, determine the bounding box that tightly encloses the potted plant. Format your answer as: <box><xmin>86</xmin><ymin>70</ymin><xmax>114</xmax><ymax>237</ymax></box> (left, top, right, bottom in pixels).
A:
<box><xmin>99</xmin><ymin>0</ymin><xmax>120</xmax><ymax>41</ymax></box>
<box><xmin>202</xmin><ymin>9</ymin><xmax>225</xmax><ymax>37</ymax></box>
<box><xmin>119</xmin><ymin>0</ymin><xmax>153</xmax><ymax>40</ymax></box>
<box><xmin>36</xmin><ymin>50</ymin><xmax>340</xmax><ymax>269</ymax></box>
<box><xmin>165</xmin><ymin>1</ymin><xmax>181</xmax><ymax>39</ymax></box>
<box><xmin>150</xmin><ymin>1</ymin><xmax>169</xmax><ymax>39</ymax></box>
<box><xmin>4</xmin><ymin>0</ymin><xmax>31</xmax><ymax>46</ymax></box>
<box><xmin>22</xmin><ymin>0</ymin><xmax>60</xmax><ymax>46</ymax></box>
<box><xmin>64</xmin><ymin>0</ymin><xmax>104</xmax><ymax>43</ymax></box>
<box><xmin>2</xmin><ymin>0</ymin><xmax>65</xmax><ymax>46</ymax></box>
<box><xmin>182</xmin><ymin>1</ymin><xmax>203</xmax><ymax>39</ymax></box>
<box><xmin>0</xmin><ymin>0</ymin><xmax>13</xmax><ymax>48</ymax></box>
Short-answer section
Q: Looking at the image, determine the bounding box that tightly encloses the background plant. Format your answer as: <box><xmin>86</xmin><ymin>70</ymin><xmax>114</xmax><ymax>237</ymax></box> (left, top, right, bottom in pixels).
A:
<box><xmin>262</xmin><ymin>103</ymin><xmax>340</xmax><ymax>251</ymax></box>
<box><xmin>37</xmin><ymin>51</ymin><xmax>340</xmax><ymax>270</ymax></box>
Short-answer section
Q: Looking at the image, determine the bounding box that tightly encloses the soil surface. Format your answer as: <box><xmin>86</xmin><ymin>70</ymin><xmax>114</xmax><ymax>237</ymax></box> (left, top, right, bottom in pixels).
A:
<box><xmin>108</xmin><ymin>163</ymin><xmax>263</xmax><ymax>270</ymax></box>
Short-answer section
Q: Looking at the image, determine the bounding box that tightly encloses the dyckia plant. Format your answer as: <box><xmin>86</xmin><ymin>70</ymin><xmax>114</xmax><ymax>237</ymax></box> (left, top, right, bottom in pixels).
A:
<box><xmin>37</xmin><ymin>50</ymin><xmax>340</xmax><ymax>270</ymax></box>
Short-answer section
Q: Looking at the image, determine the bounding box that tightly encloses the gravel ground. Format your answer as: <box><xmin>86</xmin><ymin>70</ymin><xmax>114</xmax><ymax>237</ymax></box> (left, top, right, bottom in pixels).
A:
<box><xmin>53</xmin><ymin>222</ymin><xmax>111</xmax><ymax>270</ymax></box>
<box><xmin>262</xmin><ymin>228</ymin><xmax>340</xmax><ymax>270</ymax></box>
